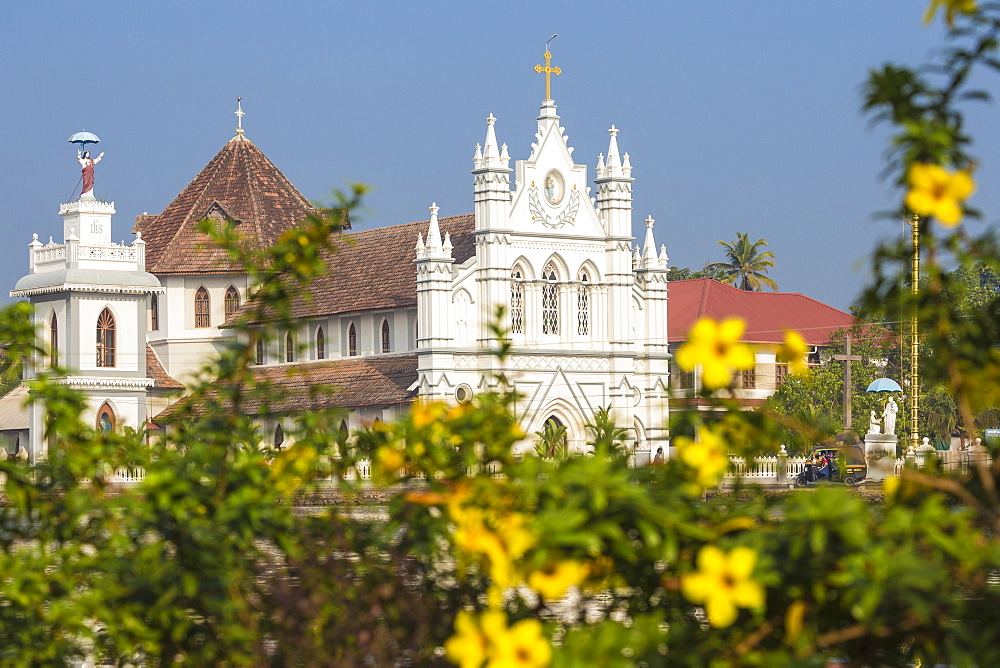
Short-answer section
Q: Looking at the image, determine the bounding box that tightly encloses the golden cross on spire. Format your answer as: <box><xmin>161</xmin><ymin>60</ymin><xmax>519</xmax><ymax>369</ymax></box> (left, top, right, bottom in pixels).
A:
<box><xmin>235</xmin><ymin>96</ymin><xmax>245</xmax><ymax>136</ymax></box>
<box><xmin>534</xmin><ymin>34</ymin><xmax>561</xmax><ymax>101</ymax></box>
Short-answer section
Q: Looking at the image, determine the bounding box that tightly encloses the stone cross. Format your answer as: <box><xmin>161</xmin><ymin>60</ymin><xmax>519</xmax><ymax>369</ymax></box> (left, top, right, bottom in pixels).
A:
<box><xmin>833</xmin><ymin>335</ymin><xmax>862</xmax><ymax>430</ymax></box>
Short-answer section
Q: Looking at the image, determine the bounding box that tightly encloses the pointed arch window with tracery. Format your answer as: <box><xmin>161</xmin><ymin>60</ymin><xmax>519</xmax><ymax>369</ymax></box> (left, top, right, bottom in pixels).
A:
<box><xmin>224</xmin><ymin>286</ymin><xmax>240</xmax><ymax>321</ymax></box>
<box><xmin>96</xmin><ymin>308</ymin><xmax>116</xmax><ymax>368</ymax></box>
<box><xmin>255</xmin><ymin>335</ymin><xmax>264</xmax><ymax>365</ymax></box>
<box><xmin>348</xmin><ymin>323</ymin><xmax>357</xmax><ymax>357</ymax></box>
<box><xmin>285</xmin><ymin>331</ymin><xmax>295</xmax><ymax>363</ymax></box>
<box><xmin>317</xmin><ymin>327</ymin><xmax>326</xmax><ymax>360</ymax></box>
<box><xmin>577</xmin><ymin>272</ymin><xmax>590</xmax><ymax>336</ymax></box>
<box><xmin>511</xmin><ymin>269</ymin><xmax>524</xmax><ymax>334</ymax></box>
<box><xmin>97</xmin><ymin>402</ymin><xmax>116</xmax><ymax>434</ymax></box>
<box><xmin>542</xmin><ymin>263</ymin><xmax>559</xmax><ymax>335</ymax></box>
<box><xmin>194</xmin><ymin>287</ymin><xmax>210</xmax><ymax>328</ymax></box>
<box><xmin>381</xmin><ymin>320</ymin><xmax>391</xmax><ymax>353</ymax></box>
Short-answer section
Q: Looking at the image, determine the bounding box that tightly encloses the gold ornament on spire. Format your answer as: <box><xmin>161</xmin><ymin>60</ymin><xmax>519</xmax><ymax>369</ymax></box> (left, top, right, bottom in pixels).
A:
<box><xmin>534</xmin><ymin>34</ymin><xmax>561</xmax><ymax>101</ymax></box>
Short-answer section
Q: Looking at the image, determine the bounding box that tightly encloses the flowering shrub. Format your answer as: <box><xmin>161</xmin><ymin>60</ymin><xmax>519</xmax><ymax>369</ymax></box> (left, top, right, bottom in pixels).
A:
<box><xmin>0</xmin><ymin>3</ymin><xmax>999</xmax><ymax>666</ymax></box>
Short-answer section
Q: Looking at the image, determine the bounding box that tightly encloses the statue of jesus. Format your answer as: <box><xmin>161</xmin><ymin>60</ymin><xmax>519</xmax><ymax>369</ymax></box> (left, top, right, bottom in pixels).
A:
<box><xmin>77</xmin><ymin>150</ymin><xmax>104</xmax><ymax>198</ymax></box>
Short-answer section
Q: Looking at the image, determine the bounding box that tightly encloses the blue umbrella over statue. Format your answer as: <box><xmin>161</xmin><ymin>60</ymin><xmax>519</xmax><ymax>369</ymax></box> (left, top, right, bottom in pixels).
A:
<box><xmin>866</xmin><ymin>378</ymin><xmax>902</xmax><ymax>435</ymax></box>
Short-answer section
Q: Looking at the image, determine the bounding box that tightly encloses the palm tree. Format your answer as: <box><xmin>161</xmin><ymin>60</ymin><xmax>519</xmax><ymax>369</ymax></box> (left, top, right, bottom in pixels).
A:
<box><xmin>705</xmin><ymin>232</ymin><xmax>778</xmax><ymax>291</ymax></box>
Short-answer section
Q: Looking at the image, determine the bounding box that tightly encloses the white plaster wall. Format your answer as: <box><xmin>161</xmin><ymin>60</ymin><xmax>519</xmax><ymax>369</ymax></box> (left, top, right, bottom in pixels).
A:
<box><xmin>79</xmin><ymin>298</ymin><xmax>140</xmax><ymax>372</ymax></box>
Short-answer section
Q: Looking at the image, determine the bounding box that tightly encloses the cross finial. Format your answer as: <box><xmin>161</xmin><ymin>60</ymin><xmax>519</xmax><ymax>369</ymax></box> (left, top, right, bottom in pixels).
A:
<box><xmin>235</xmin><ymin>96</ymin><xmax>245</xmax><ymax>136</ymax></box>
<box><xmin>533</xmin><ymin>35</ymin><xmax>561</xmax><ymax>101</ymax></box>
<box><xmin>645</xmin><ymin>215</ymin><xmax>655</xmax><ymax>228</ymax></box>
<box><xmin>486</xmin><ymin>113</ymin><xmax>497</xmax><ymax>126</ymax></box>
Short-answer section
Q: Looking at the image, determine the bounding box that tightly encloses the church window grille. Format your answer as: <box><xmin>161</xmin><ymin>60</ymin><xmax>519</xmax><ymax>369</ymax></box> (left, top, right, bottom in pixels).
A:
<box><xmin>96</xmin><ymin>308</ymin><xmax>116</xmax><ymax>368</ymax></box>
<box><xmin>150</xmin><ymin>293</ymin><xmax>159</xmax><ymax>331</ymax></box>
<box><xmin>194</xmin><ymin>287</ymin><xmax>210</xmax><ymax>328</ymax></box>
<box><xmin>381</xmin><ymin>320</ymin><xmax>391</xmax><ymax>353</ymax></box>
<box><xmin>510</xmin><ymin>270</ymin><xmax>524</xmax><ymax>334</ymax></box>
<box><xmin>224</xmin><ymin>286</ymin><xmax>240</xmax><ymax>321</ymax></box>
<box><xmin>741</xmin><ymin>368</ymin><xmax>757</xmax><ymax>389</ymax></box>
<box><xmin>348</xmin><ymin>323</ymin><xmax>357</xmax><ymax>357</ymax></box>
<box><xmin>317</xmin><ymin>327</ymin><xmax>326</xmax><ymax>360</ymax></box>
<box><xmin>49</xmin><ymin>313</ymin><xmax>58</xmax><ymax>367</ymax></box>
<box><xmin>255</xmin><ymin>336</ymin><xmax>264</xmax><ymax>365</ymax></box>
<box><xmin>285</xmin><ymin>331</ymin><xmax>295</xmax><ymax>363</ymax></box>
<box><xmin>542</xmin><ymin>264</ymin><xmax>559</xmax><ymax>335</ymax></box>
<box><xmin>577</xmin><ymin>273</ymin><xmax>589</xmax><ymax>336</ymax></box>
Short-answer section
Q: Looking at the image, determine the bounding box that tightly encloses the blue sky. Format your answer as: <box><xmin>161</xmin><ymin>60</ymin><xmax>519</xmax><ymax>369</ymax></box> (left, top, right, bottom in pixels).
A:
<box><xmin>4</xmin><ymin>2</ymin><xmax>998</xmax><ymax>310</ymax></box>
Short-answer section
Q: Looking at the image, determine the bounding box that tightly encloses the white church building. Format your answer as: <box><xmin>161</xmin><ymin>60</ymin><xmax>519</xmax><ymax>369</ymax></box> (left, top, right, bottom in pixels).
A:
<box><xmin>11</xmin><ymin>59</ymin><xmax>673</xmax><ymax>463</ymax></box>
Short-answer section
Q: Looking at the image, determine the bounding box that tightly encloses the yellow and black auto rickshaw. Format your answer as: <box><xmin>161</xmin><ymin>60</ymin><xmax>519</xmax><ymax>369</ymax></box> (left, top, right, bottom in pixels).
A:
<box><xmin>794</xmin><ymin>444</ymin><xmax>868</xmax><ymax>487</ymax></box>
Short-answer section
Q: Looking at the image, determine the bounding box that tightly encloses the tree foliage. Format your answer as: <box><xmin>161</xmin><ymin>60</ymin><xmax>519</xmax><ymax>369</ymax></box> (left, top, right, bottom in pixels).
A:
<box><xmin>705</xmin><ymin>232</ymin><xmax>778</xmax><ymax>291</ymax></box>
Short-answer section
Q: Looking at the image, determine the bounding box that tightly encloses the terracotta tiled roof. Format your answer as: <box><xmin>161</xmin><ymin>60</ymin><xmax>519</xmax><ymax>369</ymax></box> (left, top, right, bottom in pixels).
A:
<box><xmin>667</xmin><ymin>278</ymin><xmax>857</xmax><ymax>345</ymax></box>
<box><xmin>146</xmin><ymin>345</ymin><xmax>183</xmax><ymax>390</ymax></box>
<box><xmin>134</xmin><ymin>136</ymin><xmax>336</xmax><ymax>274</ymax></box>
<box><xmin>154</xmin><ymin>354</ymin><xmax>417</xmax><ymax>421</ymax></box>
<box><xmin>236</xmin><ymin>213</ymin><xmax>476</xmax><ymax>322</ymax></box>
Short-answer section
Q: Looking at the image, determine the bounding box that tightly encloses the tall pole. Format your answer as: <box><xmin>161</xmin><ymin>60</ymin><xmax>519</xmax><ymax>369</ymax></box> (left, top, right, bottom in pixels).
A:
<box><xmin>908</xmin><ymin>214</ymin><xmax>920</xmax><ymax>449</ymax></box>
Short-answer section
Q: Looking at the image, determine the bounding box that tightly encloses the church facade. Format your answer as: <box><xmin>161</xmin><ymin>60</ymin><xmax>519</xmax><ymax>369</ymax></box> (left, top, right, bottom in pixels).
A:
<box><xmin>12</xmin><ymin>83</ymin><xmax>673</xmax><ymax>463</ymax></box>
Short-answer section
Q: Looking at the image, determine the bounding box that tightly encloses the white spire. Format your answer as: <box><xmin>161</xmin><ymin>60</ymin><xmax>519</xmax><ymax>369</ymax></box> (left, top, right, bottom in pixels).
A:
<box><xmin>415</xmin><ymin>232</ymin><xmax>425</xmax><ymax>259</ymax></box>
<box><xmin>596</xmin><ymin>153</ymin><xmax>606</xmax><ymax>178</ymax></box>
<box><xmin>443</xmin><ymin>232</ymin><xmax>453</xmax><ymax>257</ymax></box>
<box><xmin>642</xmin><ymin>215</ymin><xmax>658</xmax><ymax>268</ymax></box>
<box><xmin>659</xmin><ymin>244</ymin><xmax>669</xmax><ymax>269</ymax></box>
<box><xmin>482</xmin><ymin>113</ymin><xmax>500</xmax><ymax>168</ymax></box>
<box><xmin>632</xmin><ymin>245</ymin><xmax>641</xmax><ymax>269</ymax></box>
<box><xmin>426</xmin><ymin>202</ymin><xmax>443</xmax><ymax>253</ymax></box>
<box><xmin>499</xmin><ymin>142</ymin><xmax>510</xmax><ymax>168</ymax></box>
<box><xmin>473</xmin><ymin>143</ymin><xmax>483</xmax><ymax>169</ymax></box>
<box><xmin>605</xmin><ymin>125</ymin><xmax>623</xmax><ymax>176</ymax></box>
<box><xmin>622</xmin><ymin>151</ymin><xmax>632</xmax><ymax>177</ymax></box>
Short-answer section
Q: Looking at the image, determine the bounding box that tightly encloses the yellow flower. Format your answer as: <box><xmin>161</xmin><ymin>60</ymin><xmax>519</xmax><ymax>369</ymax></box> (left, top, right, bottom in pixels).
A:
<box><xmin>777</xmin><ymin>330</ymin><xmax>809</xmax><ymax>375</ymax></box>
<box><xmin>445</xmin><ymin>609</ymin><xmax>508</xmax><ymax>668</ymax></box>
<box><xmin>681</xmin><ymin>545</ymin><xmax>765</xmax><ymax>628</ymax></box>
<box><xmin>451</xmin><ymin>506</ymin><xmax>536</xmax><ymax>588</ymax></box>
<box><xmin>527</xmin><ymin>560</ymin><xmax>589</xmax><ymax>600</ymax></box>
<box><xmin>374</xmin><ymin>444</ymin><xmax>405</xmax><ymax>482</ymax></box>
<box><xmin>923</xmin><ymin>0</ymin><xmax>976</xmax><ymax>27</ymax></box>
<box><xmin>675</xmin><ymin>318</ymin><xmax>755</xmax><ymax>390</ymax></box>
<box><xmin>676</xmin><ymin>427</ymin><xmax>730</xmax><ymax>489</ymax></box>
<box><xmin>905</xmin><ymin>163</ymin><xmax>976</xmax><ymax>227</ymax></box>
<box><xmin>445</xmin><ymin>611</ymin><xmax>550</xmax><ymax>668</ymax></box>
<box><xmin>489</xmin><ymin>618</ymin><xmax>551</xmax><ymax>668</ymax></box>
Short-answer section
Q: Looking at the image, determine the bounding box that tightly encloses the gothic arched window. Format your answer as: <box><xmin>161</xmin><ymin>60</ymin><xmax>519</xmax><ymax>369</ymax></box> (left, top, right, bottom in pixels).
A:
<box><xmin>224</xmin><ymin>286</ymin><xmax>240</xmax><ymax>321</ymax></box>
<box><xmin>150</xmin><ymin>293</ymin><xmax>159</xmax><ymax>331</ymax></box>
<box><xmin>511</xmin><ymin>269</ymin><xmax>524</xmax><ymax>334</ymax></box>
<box><xmin>542</xmin><ymin>263</ymin><xmax>559</xmax><ymax>335</ymax></box>
<box><xmin>97</xmin><ymin>402</ymin><xmax>116</xmax><ymax>434</ymax></box>
<box><xmin>274</xmin><ymin>423</ymin><xmax>284</xmax><ymax>450</ymax></box>
<box><xmin>577</xmin><ymin>272</ymin><xmax>590</xmax><ymax>336</ymax></box>
<box><xmin>317</xmin><ymin>327</ymin><xmax>326</xmax><ymax>360</ymax></box>
<box><xmin>348</xmin><ymin>323</ymin><xmax>357</xmax><ymax>357</ymax></box>
<box><xmin>194</xmin><ymin>287</ymin><xmax>210</xmax><ymax>328</ymax></box>
<box><xmin>255</xmin><ymin>336</ymin><xmax>264</xmax><ymax>365</ymax></box>
<box><xmin>96</xmin><ymin>308</ymin><xmax>116</xmax><ymax>368</ymax></box>
<box><xmin>285</xmin><ymin>331</ymin><xmax>295</xmax><ymax>363</ymax></box>
<box><xmin>381</xmin><ymin>319</ymin><xmax>391</xmax><ymax>354</ymax></box>
<box><xmin>49</xmin><ymin>313</ymin><xmax>58</xmax><ymax>367</ymax></box>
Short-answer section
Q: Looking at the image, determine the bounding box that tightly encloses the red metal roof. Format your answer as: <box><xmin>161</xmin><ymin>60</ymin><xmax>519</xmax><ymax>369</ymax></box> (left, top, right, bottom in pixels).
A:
<box><xmin>667</xmin><ymin>278</ymin><xmax>857</xmax><ymax>345</ymax></box>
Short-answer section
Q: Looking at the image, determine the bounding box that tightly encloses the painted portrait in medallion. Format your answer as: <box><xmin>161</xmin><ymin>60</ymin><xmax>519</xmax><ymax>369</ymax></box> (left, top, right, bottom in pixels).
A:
<box><xmin>543</xmin><ymin>169</ymin><xmax>565</xmax><ymax>206</ymax></box>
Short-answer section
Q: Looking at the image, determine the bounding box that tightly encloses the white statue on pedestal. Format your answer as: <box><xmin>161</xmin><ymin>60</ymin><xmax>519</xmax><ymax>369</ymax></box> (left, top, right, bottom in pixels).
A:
<box><xmin>882</xmin><ymin>396</ymin><xmax>898</xmax><ymax>434</ymax></box>
<box><xmin>868</xmin><ymin>410</ymin><xmax>881</xmax><ymax>435</ymax></box>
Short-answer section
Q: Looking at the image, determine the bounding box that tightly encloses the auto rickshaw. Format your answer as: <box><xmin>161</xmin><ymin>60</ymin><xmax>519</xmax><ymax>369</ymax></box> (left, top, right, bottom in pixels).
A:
<box><xmin>794</xmin><ymin>444</ymin><xmax>867</xmax><ymax>487</ymax></box>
